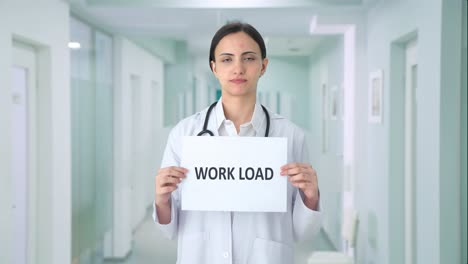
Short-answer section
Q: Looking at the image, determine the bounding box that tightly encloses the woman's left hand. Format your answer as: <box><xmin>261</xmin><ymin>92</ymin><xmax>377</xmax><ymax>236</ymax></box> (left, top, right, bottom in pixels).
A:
<box><xmin>281</xmin><ymin>163</ymin><xmax>319</xmax><ymax>210</ymax></box>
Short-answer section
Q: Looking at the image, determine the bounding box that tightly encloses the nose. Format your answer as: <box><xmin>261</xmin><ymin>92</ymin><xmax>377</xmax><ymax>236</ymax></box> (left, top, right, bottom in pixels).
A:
<box><xmin>233</xmin><ymin>58</ymin><xmax>245</xmax><ymax>75</ymax></box>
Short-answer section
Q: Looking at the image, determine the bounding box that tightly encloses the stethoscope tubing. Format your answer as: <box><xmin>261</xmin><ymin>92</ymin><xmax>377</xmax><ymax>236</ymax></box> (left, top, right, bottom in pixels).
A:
<box><xmin>197</xmin><ymin>101</ymin><xmax>270</xmax><ymax>137</ymax></box>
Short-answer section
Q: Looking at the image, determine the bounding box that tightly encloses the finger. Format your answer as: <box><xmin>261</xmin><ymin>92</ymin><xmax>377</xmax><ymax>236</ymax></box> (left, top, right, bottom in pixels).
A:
<box><xmin>158</xmin><ymin>185</ymin><xmax>178</xmax><ymax>194</ymax></box>
<box><xmin>159</xmin><ymin>166</ymin><xmax>188</xmax><ymax>175</ymax></box>
<box><xmin>280</xmin><ymin>163</ymin><xmax>300</xmax><ymax>171</ymax></box>
<box><xmin>281</xmin><ymin>163</ymin><xmax>311</xmax><ymax>170</ymax></box>
<box><xmin>168</xmin><ymin>170</ymin><xmax>187</xmax><ymax>179</ymax></box>
<box><xmin>170</xmin><ymin>166</ymin><xmax>189</xmax><ymax>173</ymax></box>
<box><xmin>156</xmin><ymin>174</ymin><xmax>179</xmax><ymax>186</ymax></box>
<box><xmin>160</xmin><ymin>169</ymin><xmax>187</xmax><ymax>179</ymax></box>
<box><xmin>288</xmin><ymin>173</ymin><xmax>311</xmax><ymax>183</ymax></box>
<box><xmin>163</xmin><ymin>175</ymin><xmax>182</xmax><ymax>186</ymax></box>
<box><xmin>289</xmin><ymin>170</ymin><xmax>318</xmax><ymax>184</ymax></box>
<box><xmin>291</xmin><ymin>181</ymin><xmax>311</xmax><ymax>190</ymax></box>
<box><xmin>282</xmin><ymin>166</ymin><xmax>311</xmax><ymax>176</ymax></box>
<box><xmin>280</xmin><ymin>163</ymin><xmax>311</xmax><ymax>174</ymax></box>
<box><xmin>156</xmin><ymin>167</ymin><xmax>186</xmax><ymax>183</ymax></box>
<box><xmin>156</xmin><ymin>182</ymin><xmax>177</xmax><ymax>194</ymax></box>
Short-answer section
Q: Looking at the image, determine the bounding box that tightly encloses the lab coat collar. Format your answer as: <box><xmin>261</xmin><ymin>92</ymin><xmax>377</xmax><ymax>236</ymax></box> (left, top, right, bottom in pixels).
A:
<box><xmin>251</xmin><ymin>103</ymin><xmax>267</xmax><ymax>137</ymax></box>
<box><xmin>215</xmin><ymin>98</ymin><xmax>225</xmax><ymax>132</ymax></box>
<box><xmin>214</xmin><ymin>97</ymin><xmax>266</xmax><ymax>136</ymax></box>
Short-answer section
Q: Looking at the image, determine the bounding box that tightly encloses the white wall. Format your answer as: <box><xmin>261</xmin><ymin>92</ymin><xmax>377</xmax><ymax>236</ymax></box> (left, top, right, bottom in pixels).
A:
<box><xmin>110</xmin><ymin>36</ymin><xmax>167</xmax><ymax>258</ymax></box>
<box><xmin>0</xmin><ymin>1</ymin><xmax>71</xmax><ymax>264</ymax></box>
<box><xmin>192</xmin><ymin>54</ymin><xmax>218</xmax><ymax>111</ymax></box>
<box><xmin>438</xmin><ymin>1</ymin><xmax>464</xmax><ymax>263</ymax></box>
<box><xmin>307</xmin><ymin>37</ymin><xmax>345</xmax><ymax>248</ymax></box>
<box><xmin>164</xmin><ymin>42</ymin><xmax>195</xmax><ymax>125</ymax></box>
<box><xmin>129</xmin><ymin>37</ymin><xmax>179</xmax><ymax>64</ymax></box>
<box><xmin>258</xmin><ymin>56</ymin><xmax>310</xmax><ymax>128</ymax></box>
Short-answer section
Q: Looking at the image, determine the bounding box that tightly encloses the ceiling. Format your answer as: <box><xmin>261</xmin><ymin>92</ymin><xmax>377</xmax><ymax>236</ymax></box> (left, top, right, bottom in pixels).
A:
<box><xmin>69</xmin><ymin>0</ymin><xmax>376</xmax><ymax>59</ymax></box>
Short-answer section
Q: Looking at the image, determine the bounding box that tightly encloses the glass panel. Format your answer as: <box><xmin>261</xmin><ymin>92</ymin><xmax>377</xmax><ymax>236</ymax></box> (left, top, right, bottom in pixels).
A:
<box><xmin>70</xmin><ymin>17</ymin><xmax>93</xmax><ymax>262</ymax></box>
<box><xmin>94</xmin><ymin>30</ymin><xmax>114</xmax><ymax>251</ymax></box>
<box><xmin>70</xmin><ymin>16</ymin><xmax>114</xmax><ymax>263</ymax></box>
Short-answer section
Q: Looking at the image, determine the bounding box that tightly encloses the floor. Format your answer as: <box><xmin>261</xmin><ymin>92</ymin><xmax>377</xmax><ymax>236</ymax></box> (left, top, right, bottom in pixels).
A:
<box><xmin>101</xmin><ymin>209</ymin><xmax>334</xmax><ymax>264</ymax></box>
<box><xmin>102</xmin><ymin>210</ymin><xmax>177</xmax><ymax>264</ymax></box>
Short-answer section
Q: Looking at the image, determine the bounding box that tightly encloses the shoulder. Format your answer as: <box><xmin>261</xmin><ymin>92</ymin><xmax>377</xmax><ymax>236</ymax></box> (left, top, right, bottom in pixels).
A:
<box><xmin>267</xmin><ymin>110</ymin><xmax>305</xmax><ymax>140</ymax></box>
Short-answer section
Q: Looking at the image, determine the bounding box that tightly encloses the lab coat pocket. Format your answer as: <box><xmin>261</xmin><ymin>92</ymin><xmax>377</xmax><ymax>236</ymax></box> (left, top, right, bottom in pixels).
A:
<box><xmin>247</xmin><ymin>238</ymin><xmax>293</xmax><ymax>264</ymax></box>
<box><xmin>177</xmin><ymin>231</ymin><xmax>209</xmax><ymax>264</ymax></box>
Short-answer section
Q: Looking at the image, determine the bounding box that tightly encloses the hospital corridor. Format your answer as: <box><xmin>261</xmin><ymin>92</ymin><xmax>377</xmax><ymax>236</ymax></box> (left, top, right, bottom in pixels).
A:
<box><xmin>0</xmin><ymin>0</ymin><xmax>466</xmax><ymax>264</ymax></box>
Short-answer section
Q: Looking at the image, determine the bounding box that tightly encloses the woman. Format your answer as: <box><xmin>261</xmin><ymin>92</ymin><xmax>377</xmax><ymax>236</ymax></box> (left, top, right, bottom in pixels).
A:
<box><xmin>154</xmin><ymin>21</ymin><xmax>322</xmax><ymax>264</ymax></box>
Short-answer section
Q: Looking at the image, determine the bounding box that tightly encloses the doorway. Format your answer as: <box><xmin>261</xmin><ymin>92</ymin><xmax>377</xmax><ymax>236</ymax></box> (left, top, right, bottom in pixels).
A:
<box><xmin>11</xmin><ymin>41</ymin><xmax>38</xmax><ymax>264</ymax></box>
<box><xmin>389</xmin><ymin>33</ymin><xmax>418</xmax><ymax>264</ymax></box>
<box><xmin>131</xmin><ymin>74</ymin><xmax>144</xmax><ymax>231</ymax></box>
<box><xmin>404</xmin><ymin>38</ymin><xmax>418</xmax><ymax>264</ymax></box>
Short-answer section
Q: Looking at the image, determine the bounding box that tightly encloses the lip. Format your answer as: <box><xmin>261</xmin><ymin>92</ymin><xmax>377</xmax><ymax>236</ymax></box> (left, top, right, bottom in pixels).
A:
<box><xmin>230</xmin><ymin>78</ymin><xmax>247</xmax><ymax>84</ymax></box>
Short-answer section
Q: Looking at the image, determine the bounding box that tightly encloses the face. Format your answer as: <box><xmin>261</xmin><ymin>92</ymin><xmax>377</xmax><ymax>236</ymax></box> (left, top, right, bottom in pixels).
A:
<box><xmin>211</xmin><ymin>32</ymin><xmax>268</xmax><ymax>99</ymax></box>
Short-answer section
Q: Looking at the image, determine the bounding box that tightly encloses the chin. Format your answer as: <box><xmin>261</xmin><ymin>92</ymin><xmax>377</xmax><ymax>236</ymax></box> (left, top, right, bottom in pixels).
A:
<box><xmin>226</xmin><ymin>89</ymin><xmax>254</xmax><ymax>97</ymax></box>
<box><xmin>225</xmin><ymin>85</ymin><xmax>255</xmax><ymax>95</ymax></box>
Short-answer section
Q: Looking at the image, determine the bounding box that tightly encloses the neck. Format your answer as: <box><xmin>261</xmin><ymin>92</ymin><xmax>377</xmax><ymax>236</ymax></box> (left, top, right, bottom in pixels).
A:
<box><xmin>221</xmin><ymin>95</ymin><xmax>256</xmax><ymax>131</ymax></box>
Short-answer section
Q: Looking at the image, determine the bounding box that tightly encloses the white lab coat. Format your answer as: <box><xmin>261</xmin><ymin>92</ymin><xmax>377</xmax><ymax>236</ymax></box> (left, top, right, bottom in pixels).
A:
<box><xmin>153</xmin><ymin>101</ymin><xmax>322</xmax><ymax>264</ymax></box>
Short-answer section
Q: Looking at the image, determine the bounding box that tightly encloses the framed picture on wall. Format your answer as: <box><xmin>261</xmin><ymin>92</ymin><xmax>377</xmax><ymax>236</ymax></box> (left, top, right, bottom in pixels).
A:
<box><xmin>368</xmin><ymin>69</ymin><xmax>383</xmax><ymax>124</ymax></box>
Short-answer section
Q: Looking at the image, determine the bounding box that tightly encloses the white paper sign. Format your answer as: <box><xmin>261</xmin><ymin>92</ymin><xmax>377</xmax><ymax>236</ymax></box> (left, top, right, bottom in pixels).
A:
<box><xmin>181</xmin><ymin>136</ymin><xmax>287</xmax><ymax>212</ymax></box>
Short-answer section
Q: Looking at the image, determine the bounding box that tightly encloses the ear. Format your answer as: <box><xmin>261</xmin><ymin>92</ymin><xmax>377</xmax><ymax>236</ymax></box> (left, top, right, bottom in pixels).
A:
<box><xmin>210</xmin><ymin>60</ymin><xmax>216</xmax><ymax>74</ymax></box>
<box><xmin>260</xmin><ymin>58</ymin><xmax>269</xmax><ymax>76</ymax></box>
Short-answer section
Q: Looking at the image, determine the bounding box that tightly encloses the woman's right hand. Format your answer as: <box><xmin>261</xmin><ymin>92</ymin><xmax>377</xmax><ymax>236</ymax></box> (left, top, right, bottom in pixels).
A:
<box><xmin>155</xmin><ymin>166</ymin><xmax>188</xmax><ymax>207</ymax></box>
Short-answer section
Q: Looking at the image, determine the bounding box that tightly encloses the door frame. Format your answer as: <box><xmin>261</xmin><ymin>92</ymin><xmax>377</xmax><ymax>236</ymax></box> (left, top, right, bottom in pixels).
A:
<box><xmin>11</xmin><ymin>40</ymin><xmax>38</xmax><ymax>264</ymax></box>
<box><xmin>404</xmin><ymin>38</ymin><xmax>417</xmax><ymax>264</ymax></box>
<box><xmin>389</xmin><ymin>31</ymin><xmax>418</xmax><ymax>264</ymax></box>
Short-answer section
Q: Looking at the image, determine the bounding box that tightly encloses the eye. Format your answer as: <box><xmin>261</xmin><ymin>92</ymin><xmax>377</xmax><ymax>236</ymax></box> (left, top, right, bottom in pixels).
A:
<box><xmin>221</xmin><ymin>57</ymin><xmax>232</xmax><ymax>63</ymax></box>
<box><xmin>244</xmin><ymin>57</ymin><xmax>256</xmax><ymax>61</ymax></box>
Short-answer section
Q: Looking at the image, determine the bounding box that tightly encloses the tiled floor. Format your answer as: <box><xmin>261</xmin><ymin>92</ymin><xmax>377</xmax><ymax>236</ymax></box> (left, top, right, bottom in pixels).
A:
<box><xmin>102</xmin><ymin>209</ymin><xmax>334</xmax><ymax>264</ymax></box>
<box><xmin>103</xmin><ymin>210</ymin><xmax>177</xmax><ymax>264</ymax></box>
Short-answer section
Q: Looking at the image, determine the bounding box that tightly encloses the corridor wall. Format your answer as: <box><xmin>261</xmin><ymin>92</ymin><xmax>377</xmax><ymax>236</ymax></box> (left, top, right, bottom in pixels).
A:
<box><xmin>69</xmin><ymin>16</ymin><xmax>115</xmax><ymax>263</ymax></box>
<box><xmin>459</xmin><ymin>1</ymin><xmax>467</xmax><ymax>262</ymax></box>
<box><xmin>307</xmin><ymin>37</ymin><xmax>344</xmax><ymax>250</ymax></box>
<box><xmin>164</xmin><ymin>42</ymin><xmax>192</xmax><ymax>126</ymax></box>
<box><xmin>0</xmin><ymin>1</ymin><xmax>71</xmax><ymax>264</ymax></box>
<box><xmin>258</xmin><ymin>56</ymin><xmax>310</xmax><ymax>129</ymax></box>
<box><xmin>110</xmin><ymin>36</ymin><xmax>165</xmax><ymax>258</ymax></box>
<box><xmin>191</xmin><ymin>54</ymin><xmax>219</xmax><ymax>113</ymax></box>
<box><xmin>363</xmin><ymin>0</ymin><xmax>463</xmax><ymax>263</ymax></box>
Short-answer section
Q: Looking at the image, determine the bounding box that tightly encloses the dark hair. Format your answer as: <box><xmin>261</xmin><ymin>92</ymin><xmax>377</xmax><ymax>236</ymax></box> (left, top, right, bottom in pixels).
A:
<box><xmin>209</xmin><ymin>21</ymin><xmax>267</xmax><ymax>70</ymax></box>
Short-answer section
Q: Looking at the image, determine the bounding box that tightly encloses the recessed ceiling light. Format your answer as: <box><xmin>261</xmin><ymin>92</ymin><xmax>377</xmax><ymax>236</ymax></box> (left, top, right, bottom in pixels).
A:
<box><xmin>68</xmin><ymin>42</ymin><xmax>81</xmax><ymax>49</ymax></box>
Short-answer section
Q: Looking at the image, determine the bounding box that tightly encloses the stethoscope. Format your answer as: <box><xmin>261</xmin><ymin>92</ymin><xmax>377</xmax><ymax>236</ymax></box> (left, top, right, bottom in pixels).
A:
<box><xmin>197</xmin><ymin>101</ymin><xmax>271</xmax><ymax>137</ymax></box>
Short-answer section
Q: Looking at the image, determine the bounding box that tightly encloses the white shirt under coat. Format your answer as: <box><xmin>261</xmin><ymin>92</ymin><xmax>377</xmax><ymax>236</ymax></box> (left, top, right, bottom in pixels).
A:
<box><xmin>153</xmin><ymin>98</ymin><xmax>322</xmax><ymax>264</ymax></box>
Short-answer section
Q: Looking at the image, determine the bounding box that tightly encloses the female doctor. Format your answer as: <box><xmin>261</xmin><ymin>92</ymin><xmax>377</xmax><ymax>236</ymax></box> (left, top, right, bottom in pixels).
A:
<box><xmin>154</xmin><ymin>21</ymin><xmax>322</xmax><ymax>264</ymax></box>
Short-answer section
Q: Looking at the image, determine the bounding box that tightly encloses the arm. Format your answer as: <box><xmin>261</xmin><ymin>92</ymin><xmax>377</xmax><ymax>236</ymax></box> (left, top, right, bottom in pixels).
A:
<box><xmin>155</xmin><ymin>166</ymin><xmax>187</xmax><ymax>224</ymax></box>
<box><xmin>282</xmin><ymin>130</ymin><xmax>323</xmax><ymax>241</ymax></box>
<box><xmin>152</xmin><ymin>129</ymin><xmax>184</xmax><ymax>240</ymax></box>
<box><xmin>281</xmin><ymin>163</ymin><xmax>320</xmax><ymax>211</ymax></box>
<box><xmin>155</xmin><ymin>200</ymin><xmax>172</xmax><ymax>224</ymax></box>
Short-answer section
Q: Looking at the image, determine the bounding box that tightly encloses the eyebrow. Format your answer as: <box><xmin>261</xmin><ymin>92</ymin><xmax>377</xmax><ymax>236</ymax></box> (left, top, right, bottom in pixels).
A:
<box><xmin>218</xmin><ymin>51</ymin><xmax>258</xmax><ymax>56</ymax></box>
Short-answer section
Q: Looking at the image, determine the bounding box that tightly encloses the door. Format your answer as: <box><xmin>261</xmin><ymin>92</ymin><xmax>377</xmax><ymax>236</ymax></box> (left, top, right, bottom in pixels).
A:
<box><xmin>11</xmin><ymin>41</ymin><xmax>37</xmax><ymax>264</ymax></box>
<box><xmin>131</xmin><ymin>74</ymin><xmax>143</xmax><ymax>230</ymax></box>
<box><xmin>404</xmin><ymin>39</ymin><xmax>418</xmax><ymax>264</ymax></box>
